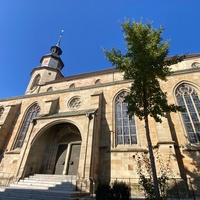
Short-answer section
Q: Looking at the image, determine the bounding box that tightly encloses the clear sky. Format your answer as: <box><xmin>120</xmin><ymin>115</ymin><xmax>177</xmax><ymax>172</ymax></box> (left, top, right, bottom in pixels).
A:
<box><xmin>0</xmin><ymin>0</ymin><xmax>200</xmax><ymax>98</ymax></box>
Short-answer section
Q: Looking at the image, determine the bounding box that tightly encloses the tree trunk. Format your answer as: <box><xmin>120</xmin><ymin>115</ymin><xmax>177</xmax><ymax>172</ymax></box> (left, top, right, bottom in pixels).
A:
<box><xmin>144</xmin><ymin>109</ymin><xmax>161</xmax><ymax>199</ymax></box>
<box><xmin>143</xmin><ymin>81</ymin><xmax>161</xmax><ymax>199</ymax></box>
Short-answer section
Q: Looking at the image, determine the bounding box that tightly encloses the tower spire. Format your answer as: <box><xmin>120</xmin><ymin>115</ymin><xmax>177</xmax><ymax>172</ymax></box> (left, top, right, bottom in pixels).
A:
<box><xmin>56</xmin><ymin>30</ymin><xmax>64</xmax><ymax>47</ymax></box>
<box><xmin>50</xmin><ymin>30</ymin><xmax>64</xmax><ymax>56</ymax></box>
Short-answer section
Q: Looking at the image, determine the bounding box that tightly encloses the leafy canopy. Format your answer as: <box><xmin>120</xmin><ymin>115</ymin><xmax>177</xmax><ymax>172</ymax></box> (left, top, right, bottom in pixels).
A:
<box><xmin>103</xmin><ymin>20</ymin><xmax>185</xmax><ymax>122</ymax></box>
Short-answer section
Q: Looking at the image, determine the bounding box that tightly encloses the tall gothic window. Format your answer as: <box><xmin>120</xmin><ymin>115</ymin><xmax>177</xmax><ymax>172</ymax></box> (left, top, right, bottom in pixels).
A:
<box><xmin>115</xmin><ymin>91</ymin><xmax>137</xmax><ymax>145</ymax></box>
<box><xmin>15</xmin><ymin>103</ymin><xmax>40</xmax><ymax>148</ymax></box>
<box><xmin>176</xmin><ymin>84</ymin><xmax>200</xmax><ymax>144</ymax></box>
<box><xmin>0</xmin><ymin>106</ymin><xmax>4</xmax><ymax>118</ymax></box>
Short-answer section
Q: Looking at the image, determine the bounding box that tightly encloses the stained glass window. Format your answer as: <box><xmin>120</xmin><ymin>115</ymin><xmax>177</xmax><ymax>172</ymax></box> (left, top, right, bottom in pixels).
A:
<box><xmin>15</xmin><ymin>103</ymin><xmax>40</xmax><ymax>148</ymax></box>
<box><xmin>115</xmin><ymin>91</ymin><xmax>137</xmax><ymax>145</ymax></box>
<box><xmin>176</xmin><ymin>84</ymin><xmax>200</xmax><ymax>143</ymax></box>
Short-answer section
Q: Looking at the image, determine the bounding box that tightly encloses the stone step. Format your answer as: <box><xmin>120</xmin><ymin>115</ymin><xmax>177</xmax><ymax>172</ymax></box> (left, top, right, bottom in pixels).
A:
<box><xmin>0</xmin><ymin>189</ymin><xmax>89</xmax><ymax>200</ymax></box>
<box><xmin>10</xmin><ymin>183</ymin><xmax>75</xmax><ymax>191</ymax></box>
<box><xmin>20</xmin><ymin>179</ymin><xmax>71</xmax><ymax>184</ymax></box>
<box><xmin>0</xmin><ymin>174</ymin><xmax>86</xmax><ymax>200</ymax></box>
<box><xmin>15</xmin><ymin>180</ymin><xmax>75</xmax><ymax>187</ymax></box>
<box><xmin>32</xmin><ymin>174</ymin><xmax>77</xmax><ymax>178</ymax></box>
<box><xmin>0</xmin><ymin>189</ymin><xmax>73</xmax><ymax>200</ymax></box>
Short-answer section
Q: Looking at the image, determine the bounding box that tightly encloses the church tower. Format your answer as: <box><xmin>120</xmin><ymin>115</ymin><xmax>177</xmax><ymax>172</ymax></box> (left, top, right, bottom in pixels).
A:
<box><xmin>25</xmin><ymin>31</ymin><xmax>64</xmax><ymax>94</ymax></box>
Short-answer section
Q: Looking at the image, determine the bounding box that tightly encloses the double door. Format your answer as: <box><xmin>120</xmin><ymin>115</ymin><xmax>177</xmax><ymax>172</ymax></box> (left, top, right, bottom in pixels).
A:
<box><xmin>54</xmin><ymin>143</ymin><xmax>81</xmax><ymax>175</ymax></box>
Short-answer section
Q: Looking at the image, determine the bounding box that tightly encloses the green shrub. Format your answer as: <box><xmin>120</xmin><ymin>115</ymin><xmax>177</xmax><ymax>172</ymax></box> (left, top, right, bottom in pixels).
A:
<box><xmin>96</xmin><ymin>180</ymin><xmax>131</xmax><ymax>200</ymax></box>
<box><xmin>112</xmin><ymin>181</ymin><xmax>131</xmax><ymax>200</ymax></box>
<box><xmin>96</xmin><ymin>181</ymin><xmax>111</xmax><ymax>200</ymax></box>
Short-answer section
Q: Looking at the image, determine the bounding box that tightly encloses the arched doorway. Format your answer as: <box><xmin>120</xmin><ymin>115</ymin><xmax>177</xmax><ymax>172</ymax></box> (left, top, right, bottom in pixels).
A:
<box><xmin>25</xmin><ymin>122</ymin><xmax>81</xmax><ymax>176</ymax></box>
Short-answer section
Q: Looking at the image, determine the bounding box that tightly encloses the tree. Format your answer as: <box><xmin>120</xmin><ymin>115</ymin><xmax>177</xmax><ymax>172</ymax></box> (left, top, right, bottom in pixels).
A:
<box><xmin>103</xmin><ymin>19</ymin><xmax>185</xmax><ymax>199</ymax></box>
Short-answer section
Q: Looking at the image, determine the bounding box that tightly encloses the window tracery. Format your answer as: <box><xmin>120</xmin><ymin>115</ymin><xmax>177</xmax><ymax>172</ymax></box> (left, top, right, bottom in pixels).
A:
<box><xmin>176</xmin><ymin>84</ymin><xmax>200</xmax><ymax>144</ymax></box>
<box><xmin>15</xmin><ymin>103</ymin><xmax>40</xmax><ymax>148</ymax></box>
<box><xmin>68</xmin><ymin>97</ymin><xmax>82</xmax><ymax>109</ymax></box>
<box><xmin>115</xmin><ymin>91</ymin><xmax>137</xmax><ymax>145</ymax></box>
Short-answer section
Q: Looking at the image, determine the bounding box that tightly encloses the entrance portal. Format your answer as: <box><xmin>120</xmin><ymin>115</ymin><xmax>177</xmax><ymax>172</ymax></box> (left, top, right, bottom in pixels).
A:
<box><xmin>25</xmin><ymin>122</ymin><xmax>81</xmax><ymax>176</ymax></box>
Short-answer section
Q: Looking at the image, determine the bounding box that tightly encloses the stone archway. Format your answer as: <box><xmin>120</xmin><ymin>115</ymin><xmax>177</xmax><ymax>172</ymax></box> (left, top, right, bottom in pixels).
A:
<box><xmin>25</xmin><ymin>122</ymin><xmax>81</xmax><ymax>176</ymax></box>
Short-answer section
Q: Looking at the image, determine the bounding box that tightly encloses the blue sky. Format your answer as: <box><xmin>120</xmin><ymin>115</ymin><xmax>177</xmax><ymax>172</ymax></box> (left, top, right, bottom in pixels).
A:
<box><xmin>0</xmin><ymin>0</ymin><xmax>200</xmax><ymax>98</ymax></box>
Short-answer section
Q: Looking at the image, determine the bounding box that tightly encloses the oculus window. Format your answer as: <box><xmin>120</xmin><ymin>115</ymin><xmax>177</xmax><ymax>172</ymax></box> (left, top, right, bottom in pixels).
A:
<box><xmin>68</xmin><ymin>97</ymin><xmax>82</xmax><ymax>109</ymax></box>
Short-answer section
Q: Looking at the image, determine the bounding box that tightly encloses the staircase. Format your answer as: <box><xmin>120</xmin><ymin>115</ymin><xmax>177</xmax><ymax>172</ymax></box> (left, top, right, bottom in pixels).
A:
<box><xmin>0</xmin><ymin>174</ymin><xmax>90</xmax><ymax>200</ymax></box>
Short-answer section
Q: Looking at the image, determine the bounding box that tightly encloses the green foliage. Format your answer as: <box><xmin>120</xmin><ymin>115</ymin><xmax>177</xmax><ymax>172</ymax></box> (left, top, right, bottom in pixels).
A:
<box><xmin>111</xmin><ymin>181</ymin><xmax>131</xmax><ymax>200</ymax></box>
<box><xmin>103</xmin><ymin>19</ymin><xmax>185</xmax><ymax>122</ymax></box>
<box><xmin>96</xmin><ymin>180</ymin><xmax>131</xmax><ymax>200</ymax></box>
<box><xmin>95</xmin><ymin>181</ymin><xmax>111</xmax><ymax>200</ymax></box>
<box><xmin>139</xmin><ymin>174</ymin><xmax>169</xmax><ymax>199</ymax></box>
<box><xmin>136</xmin><ymin>150</ymin><xmax>173</xmax><ymax>199</ymax></box>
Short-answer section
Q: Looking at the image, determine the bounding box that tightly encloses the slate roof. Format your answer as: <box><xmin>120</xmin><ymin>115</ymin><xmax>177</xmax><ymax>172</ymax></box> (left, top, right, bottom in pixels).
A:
<box><xmin>36</xmin><ymin>108</ymin><xmax>97</xmax><ymax>119</ymax></box>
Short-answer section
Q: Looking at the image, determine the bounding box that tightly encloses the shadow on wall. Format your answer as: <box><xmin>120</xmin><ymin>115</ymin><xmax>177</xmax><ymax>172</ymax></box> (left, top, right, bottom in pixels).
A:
<box><xmin>97</xmin><ymin>93</ymin><xmax>111</xmax><ymax>183</ymax></box>
<box><xmin>167</xmin><ymin>112</ymin><xmax>200</xmax><ymax>199</ymax></box>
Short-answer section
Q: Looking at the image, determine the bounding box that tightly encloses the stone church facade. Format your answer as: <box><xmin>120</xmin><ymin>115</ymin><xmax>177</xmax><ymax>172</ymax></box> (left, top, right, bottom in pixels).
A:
<box><xmin>0</xmin><ymin>39</ymin><xmax>200</xmax><ymax>195</ymax></box>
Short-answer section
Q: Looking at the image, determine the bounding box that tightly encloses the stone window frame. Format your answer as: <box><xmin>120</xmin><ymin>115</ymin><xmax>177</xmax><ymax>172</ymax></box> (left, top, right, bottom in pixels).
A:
<box><xmin>113</xmin><ymin>90</ymin><xmax>137</xmax><ymax>147</ymax></box>
<box><xmin>175</xmin><ymin>83</ymin><xmax>200</xmax><ymax>144</ymax></box>
<box><xmin>14</xmin><ymin>102</ymin><xmax>40</xmax><ymax>149</ymax></box>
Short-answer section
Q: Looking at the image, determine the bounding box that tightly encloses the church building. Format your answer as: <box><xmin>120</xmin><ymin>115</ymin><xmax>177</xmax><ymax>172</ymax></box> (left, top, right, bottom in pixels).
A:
<box><xmin>0</xmin><ymin>35</ymin><xmax>200</xmax><ymax>197</ymax></box>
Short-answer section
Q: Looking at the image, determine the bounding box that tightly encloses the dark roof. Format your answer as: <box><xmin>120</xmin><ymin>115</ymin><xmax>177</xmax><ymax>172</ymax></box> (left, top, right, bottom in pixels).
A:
<box><xmin>47</xmin><ymin>53</ymin><xmax>200</xmax><ymax>84</ymax></box>
<box><xmin>48</xmin><ymin>67</ymin><xmax>119</xmax><ymax>84</ymax></box>
<box><xmin>36</xmin><ymin>109</ymin><xmax>97</xmax><ymax>119</ymax></box>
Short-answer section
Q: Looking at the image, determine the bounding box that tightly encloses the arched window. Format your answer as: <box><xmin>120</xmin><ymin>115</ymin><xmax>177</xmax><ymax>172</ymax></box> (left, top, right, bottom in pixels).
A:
<box><xmin>30</xmin><ymin>74</ymin><xmax>41</xmax><ymax>90</ymax></box>
<box><xmin>95</xmin><ymin>79</ymin><xmax>101</xmax><ymax>85</ymax></box>
<box><xmin>115</xmin><ymin>91</ymin><xmax>137</xmax><ymax>145</ymax></box>
<box><xmin>176</xmin><ymin>84</ymin><xmax>200</xmax><ymax>144</ymax></box>
<box><xmin>15</xmin><ymin>103</ymin><xmax>40</xmax><ymax>148</ymax></box>
<box><xmin>0</xmin><ymin>106</ymin><xmax>4</xmax><ymax>118</ymax></box>
<box><xmin>47</xmin><ymin>87</ymin><xmax>53</xmax><ymax>92</ymax></box>
<box><xmin>69</xmin><ymin>83</ymin><xmax>75</xmax><ymax>89</ymax></box>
